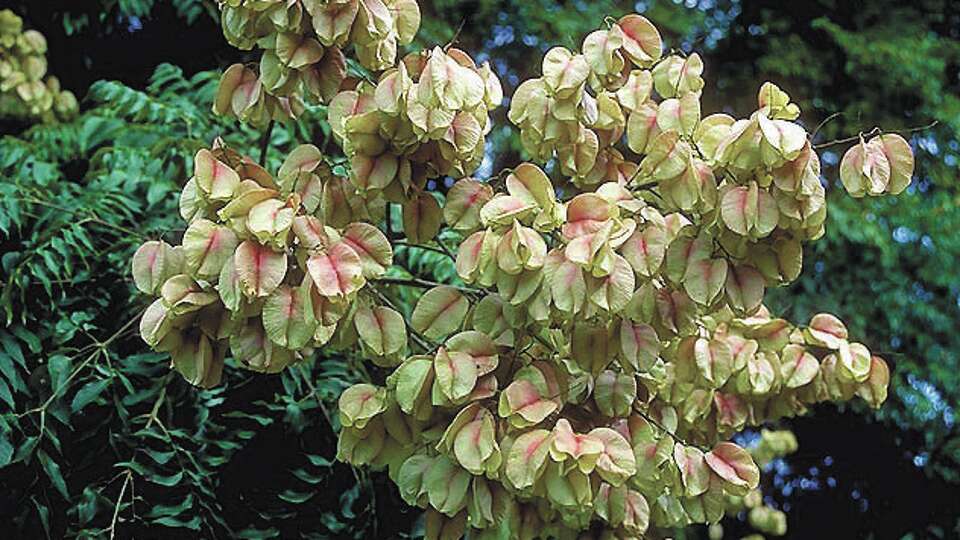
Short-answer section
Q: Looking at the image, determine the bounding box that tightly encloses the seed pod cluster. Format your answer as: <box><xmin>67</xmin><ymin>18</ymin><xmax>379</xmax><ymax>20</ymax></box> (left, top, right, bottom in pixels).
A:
<box><xmin>324</xmin><ymin>45</ymin><xmax>502</xmax><ymax>237</ymax></box>
<box><xmin>333</xmin><ymin>168</ymin><xmax>891</xmax><ymax>537</ymax></box>
<box><xmin>130</xmin><ymin>7</ymin><xmax>914</xmax><ymax>539</ymax></box>
<box><xmin>0</xmin><ymin>9</ymin><xmax>78</xmax><ymax>122</ymax></box>
<box><xmin>213</xmin><ymin>0</ymin><xmax>421</xmax><ymax>125</ymax></box>
<box><xmin>839</xmin><ymin>132</ymin><xmax>914</xmax><ymax>197</ymax></box>
<box><xmin>132</xmin><ymin>141</ymin><xmax>404</xmax><ymax>386</ymax></box>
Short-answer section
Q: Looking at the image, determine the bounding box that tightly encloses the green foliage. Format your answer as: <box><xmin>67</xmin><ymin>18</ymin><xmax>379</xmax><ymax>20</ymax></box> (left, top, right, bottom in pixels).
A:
<box><xmin>55</xmin><ymin>0</ymin><xmax>216</xmax><ymax>36</ymax></box>
<box><xmin>0</xmin><ymin>63</ymin><xmax>383</xmax><ymax>537</ymax></box>
<box><xmin>728</xmin><ymin>1</ymin><xmax>960</xmax><ymax>487</ymax></box>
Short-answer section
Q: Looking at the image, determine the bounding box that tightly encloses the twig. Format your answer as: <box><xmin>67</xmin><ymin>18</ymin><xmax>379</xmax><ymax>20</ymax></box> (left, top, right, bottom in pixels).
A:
<box><xmin>301</xmin><ymin>369</ymin><xmax>367</xmax><ymax>482</ymax></box>
<box><xmin>435</xmin><ymin>238</ymin><xmax>457</xmax><ymax>261</ymax></box>
<box><xmin>259</xmin><ymin>120</ymin><xmax>275</xmax><ymax>165</ymax></box>
<box><xmin>813</xmin><ymin>120</ymin><xmax>938</xmax><ymax>149</ymax></box>
<box><xmin>14</xmin><ymin>197</ymin><xmax>147</xmax><ymax>240</ymax></box>
<box><xmin>385</xmin><ymin>202</ymin><xmax>394</xmax><ymax>240</ymax></box>
<box><xmin>144</xmin><ymin>375</ymin><xmax>171</xmax><ymax>430</ymax></box>
<box><xmin>811</xmin><ymin>111</ymin><xmax>843</xmax><ymax>142</ymax></box>
<box><xmin>393</xmin><ymin>241</ymin><xmax>450</xmax><ymax>259</ymax></box>
<box><xmin>530</xmin><ymin>333</ymin><xmax>558</xmax><ymax>358</ymax></box>
<box><xmin>368</xmin><ymin>285</ymin><xmax>432</xmax><ymax>351</ymax></box>
<box><xmin>713</xmin><ymin>238</ymin><xmax>736</xmax><ymax>260</ymax></box>
<box><xmin>634</xmin><ymin>408</ymin><xmax>705</xmax><ymax>451</ymax></box>
<box><xmin>108</xmin><ymin>469</ymin><xmax>133</xmax><ymax>540</ymax></box>
<box><xmin>625</xmin><ymin>165</ymin><xmax>645</xmax><ymax>186</ymax></box>
<box><xmin>444</xmin><ymin>19</ymin><xmax>466</xmax><ymax>51</ymax></box>
<box><xmin>525</xmin><ymin>328</ymin><xmax>707</xmax><ymax>451</ymax></box>
<box><xmin>489</xmin><ymin>167</ymin><xmax>513</xmax><ymax>192</ymax></box>
<box><xmin>374</xmin><ymin>276</ymin><xmax>483</xmax><ymax>296</ymax></box>
<box><xmin>17</xmin><ymin>314</ymin><xmax>140</xmax><ymax>419</ymax></box>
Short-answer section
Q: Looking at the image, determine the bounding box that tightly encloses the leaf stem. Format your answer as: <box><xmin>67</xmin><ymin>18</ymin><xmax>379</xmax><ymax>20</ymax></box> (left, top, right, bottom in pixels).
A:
<box><xmin>17</xmin><ymin>314</ymin><xmax>140</xmax><ymax>419</ymax></box>
<box><xmin>811</xmin><ymin>111</ymin><xmax>843</xmax><ymax>141</ymax></box>
<box><xmin>107</xmin><ymin>470</ymin><xmax>134</xmax><ymax>540</ymax></box>
<box><xmin>435</xmin><ymin>237</ymin><xmax>457</xmax><ymax>261</ymax></box>
<box><xmin>392</xmin><ymin>241</ymin><xmax>450</xmax><ymax>259</ymax></box>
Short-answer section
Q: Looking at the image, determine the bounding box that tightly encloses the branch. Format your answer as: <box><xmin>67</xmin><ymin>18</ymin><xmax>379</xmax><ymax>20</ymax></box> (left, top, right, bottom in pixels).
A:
<box><xmin>300</xmin><ymin>367</ymin><xmax>370</xmax><ymax>501</ymax></box>
<box><xmin>259</xmin><ymin>120</ymin><xmax>275</xmax><ymax>165</ymax></box>
<box><xmin>143</xmin><ymin>374</ymin><xmax>172</xmax><ymax>430</ymax></box>
<box><xmin>528</xmin><ymin>329</ymin><xmax>706</xmax><ymax>451</ymax></box>
<box><xmin>14</xmin><ymin>197</ymin><xmax>147</xmax><ymax>240</ymax></box>
<box><xmin>435</xmin><ymin>237</ymin><xmax>457</xmax><ymax>261</ymax></box>
<box><xmin>813</xmin><ymin>120</ymin><xmax>938</xmax><ymax>149</ymax></box>
<box><xmin>384</xmin><ymin>202</ymin><xmax>394</xmax><ymax>240</ymax></box>
<box><xmin>17</xmin><ymin>314</ymin><xmax>140</xmax><ymax>419</ymax></box>
<box><xmin>443</xmin><ymin>19</ymin><xmax>466</xmax><ymax>51</ymax></box>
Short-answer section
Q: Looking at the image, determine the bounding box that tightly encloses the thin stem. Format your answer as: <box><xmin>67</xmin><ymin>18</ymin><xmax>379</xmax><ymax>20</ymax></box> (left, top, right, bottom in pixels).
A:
<box><xmin>17</xmin><ymin>314</ymin><xmax>140</xmax><ymax>419</ymax></box>
<box><xmin>108</xmin><ymin>469</ymin><xmax>133</xmax><ymax>540</ymax></box>
<box><xmin>626</xmin><ymin>165</ymin><xmax>645</xmax><ymax>186</ymax></box>
<box><xmin>811</xmin><ymin>111</ymin><xmax>843</xmax><ymax>142</ymax></box>
<box><xmin>444</xmin><ymin>19</ymin><xmax>466</xmax><ymax>51</ymax></box>
<box><xmin>530</xmin><ymin>333</ymin><xmax>558</xmax><ymax>357</ymax></box>
<box><xmin>369</xmin><ymin>285</ymin><xmax>432</xmax><ymax>352</ymax></box>
<box><xmin>713</xmin><ymin>238</ymin><xmax>735</xmax><ymax>260</ymax></box>
<box><xmin>489</xmin><ymin>167</ymin><xmax>513</xmax><ymax>192</ymax></box>
<box><xmin>633</xmin><ymin>408</ymin><xmax>706</xmax><ymax>451</ymax></box>
<box><xmin>15</xmin><ymin>197</ymin><xmax>146</xmax><ymax>240</ymax></box>
<box><xmin>393</xmin><ymin>241</ymin><xmax>450</xmax><ymax>259</ymax></box>
<box><xmin>144</xmin><ymin>374</ymin><xmax>171</xmax><ymax>430</ymax></box>
<box><xmin>525</xmin><ymin>328</ymin><xmax>705</xmax><ymax>451</ymax></box>
<box><xmin>813</xmin><ymin>120</ymin><xmax>938</xmax><ymax>149</ymax></box>
<box><xmin>301</xmin><ymin>368</ymin><xmax>369</xmax><ymax>505</ymax></box>
<box><xmin>435</xmin><ymin>237</ymin><xmax>457</xmax><ymax>261</ymax></box>
<box><xmin>374</xmin><ymin>276</ymin><xmax>483</xmax><ymax>296</ymax></box>
<box><xmin>259</xmin><ymin>120</ymin><xmax>275</xmax><ymax>165</ymax></box>
<box><xmin>384</xmin><ymin>202</ymin><xmax>394</xmax><ymax>240</ymax></box>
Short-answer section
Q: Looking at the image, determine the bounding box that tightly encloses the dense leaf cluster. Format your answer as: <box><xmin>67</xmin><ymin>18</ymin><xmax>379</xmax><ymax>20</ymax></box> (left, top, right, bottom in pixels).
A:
<box><xmin>0</xmin><ymin>63</ymin><xmax>378</xmax><ymax>538</ymax></box>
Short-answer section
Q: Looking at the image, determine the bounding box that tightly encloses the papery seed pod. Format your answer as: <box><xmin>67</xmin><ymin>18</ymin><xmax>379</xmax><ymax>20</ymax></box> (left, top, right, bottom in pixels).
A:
<box><xmin>840</xmin><ymin>133</ymin><xmax>914</xmax><ymax>197</ymax></box>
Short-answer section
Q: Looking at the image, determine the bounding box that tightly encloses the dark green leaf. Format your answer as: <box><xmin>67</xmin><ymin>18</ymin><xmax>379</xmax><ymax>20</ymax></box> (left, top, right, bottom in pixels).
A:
<box><xmin>37</xmin><ymin>449</ymin><xmax>69</xmax><ymax>498</ymax></box>
<box><xmin>148</xmin><ymin>470</ymin><xmax>184</xmax><ymax>486</ymax></box>
<box><xmin>277</xmin><ymin>489</ymin><xmax>314</xmax><ymax>504</ymax></box>
<box><xmin>0</xmin><ymin>433</ymin><xmax>13</xmax><ymax>467</ymax></box>
<box><xmin>71</xmin><ymin>379</ymin><xmax>112</xmax><ymax>412</ymax></box>
<box><xmin>153</xmin><ymin>514</ymin><xmax>201</xmax><ymax>530</ymax></box>
<box><xmin>0</xmin><ymin>379</ymin><xmax>13</xmax><ymax>409</ymax></box>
